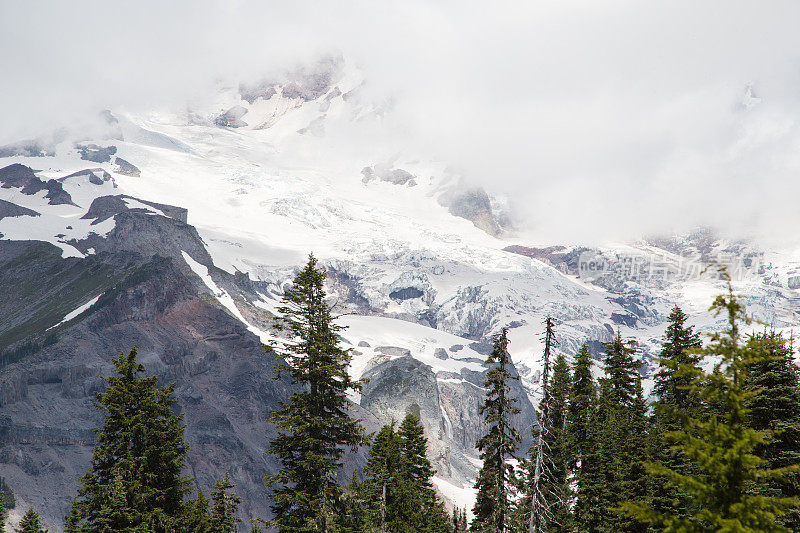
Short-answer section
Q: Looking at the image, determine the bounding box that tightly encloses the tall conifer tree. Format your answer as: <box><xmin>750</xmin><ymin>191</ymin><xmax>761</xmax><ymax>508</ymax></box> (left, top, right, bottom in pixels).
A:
<box><xmin>16</xmin><ymin>508</ymin><xmax>47</xmax><ymax>533</ymax></box>
<box><xmin>743</xmin><ymin>331</ymin><xmax>800</xmax><ymax>530</ymax></box>
<box><xmin>649</xmin><ymin>305</ymin><xmax>702</xmax><ymax>522</ymax></box>
<box><xmin>267</xmin><ymin>254</ymin><xmax>366</xmax><ymax>533</ymax></box>
<box><xmin>622</xmin><ymin>284</ymin><xmax>800</xmax><ymax>531</ymax></box>
<box><xmin>66</xmin><ymin>348</ymin><xmax>190</xmax><ymax>532</ymax></box>
<box><xmin>471</xmin><ymin>328</ymin><xmax>521</xmax><ymax>533</ymax></box>
<box><xmin>210</xmin><ymin>474</ymin><xmax>241</xmax><ymax>533</ymax></box>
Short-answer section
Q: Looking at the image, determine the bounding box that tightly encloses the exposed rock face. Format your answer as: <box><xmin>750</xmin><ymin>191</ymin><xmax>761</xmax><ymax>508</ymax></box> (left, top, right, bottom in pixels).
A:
<box><xmin>360</xmin><ymin>353</ymin><xmax>536</xmax><ymax>485</ymax></box>
<box><xmin>75</xmin><ymin>144</ymin><xmax>117</xmax><ymax>163</ymax></box>
<box><xmin>441</xmin><ymin>187</ymin><xmax>501</xmax><ymax>236</ymax></box>
<box><xmin>215</xmin><ymin>106</ymin><xmax>249</xmax><ymax>128</ymax></box>
<box><xmin>0</xmin><ymin>164</ymin><xmax>75</xmax><ymax>206</ymax></box>
<box><xmin>113</xmin><ymin>157</ymin><xmax>141</xmax><ymax>177</ymax></box>
<box><xmin>361</xmin><ymin>166</ymin><xmax>417</xmax><ymax>187</ymax></box>
<box><xmin>0</xmin><ymin>232</ymin><xmax>295</xmax><ymax>531</ymax></box>
<box><xmin>0</xmin><ymin>199</ymin><xmax>39</xmax><ymax>220</ymax></box>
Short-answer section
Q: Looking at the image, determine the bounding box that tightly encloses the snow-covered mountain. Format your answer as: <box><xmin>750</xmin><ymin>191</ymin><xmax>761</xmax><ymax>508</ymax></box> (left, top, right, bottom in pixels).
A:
<box><xmin>2</xmin><ymin>57</ymin><xmax>800</xmax><ymax>530</ymax></box>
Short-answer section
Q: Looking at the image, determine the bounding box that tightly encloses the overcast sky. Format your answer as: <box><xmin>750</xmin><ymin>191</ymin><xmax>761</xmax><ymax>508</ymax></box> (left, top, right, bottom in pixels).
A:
<box><xmin>3</xmin><ymin>1</ymin><xmax>800</xmax><ymax>243</ymax></box>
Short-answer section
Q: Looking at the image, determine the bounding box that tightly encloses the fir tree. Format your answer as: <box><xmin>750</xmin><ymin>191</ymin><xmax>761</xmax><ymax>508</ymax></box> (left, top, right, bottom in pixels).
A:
<box><xmin>15</xmin><ymin>508</ymin><xmax>47</xmax><ymax>533</ymax></box>
<box><xmin>622</xmin><ymin>283</ymin><xmax>800</xmax><ymax>531</ymax></box>
<box><xmin>471</xmin><ymin>328</ymin><xmax>521</xmax><ymax>533</ymax></box>
<box><xmin>397</xmin><ymin>414</ymin><xmax>450</xmax><ymax>533</ymax></box>
<box><xmin>570</xmin><ymin>344</ymin><xmax>600</xmax><ymax>532</ymax></box>
<box><xmin>653</xmin><ymin>306</ymin><xmax>702</xmax><ymax>413</ymax></box>
<box><xmin>210</xmin><ymin>473</ymin><xmax>241</xmax><ymax>533</ymax></box>
<box><xmin>568</xmin><ymin>344</ymin><xmax>596</xmax><ymax>463</ymax></box>
<box><xmin>336</xmin><ymin>473</ymin><xmax>368</xmax><ymax>533</ymax></box>
<box><xmin>183</xmin><ymin>490</ymin><xmax>211</xmax><ymax>533</ymax></box>
<box><xmin>66</xmin><ymin>348</ymin><xmax>190</xmax><ymax>533</ymax></box>
<box><xmin>267</xmin><ymin>254</ymin><xmax>366</xmax><ymax>533</ymax></box>
<box><xmin>517</xmin><ymin>352</ymin><xmax>573</xmax><ymax>532</ymax></box>
<box><xmin>649</xmin><ymin>306</ymin><xmax>703</xmax><ymax>522</ymax></box>
<box><xmin>592</xmin><ymin>333</ymin><xmax>647</xmax><ymax>532</ymax></box>
<box><xmin>363</xmin><ymin>422</ymin><xmax>404</xmax><ymax>531</ymax></box>
<box><xmin>0</xmin><ymin>487</ymin><xmax>6</xmax><ymax>533</ymax></box>
<box><xmin>743</xmin><ymin>331</ymin><xmax>800</xmax><ymax>530</ymax></box>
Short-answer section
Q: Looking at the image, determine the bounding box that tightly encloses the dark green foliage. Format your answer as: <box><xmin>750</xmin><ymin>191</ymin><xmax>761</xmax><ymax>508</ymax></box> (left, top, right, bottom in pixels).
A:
<box><xmin>15</xmin><ymin>508</ymin><xmax>47</xmax><ymax>533</ymax></box>
<box><xmin>516</xmin><ymin>353</ymin><xmax>573</xmax><ymax>532</ymax></box>
<box><xmin>182</xmin><ymin>490</ymin><xmax>211</xmax><ymax>533</ymax></box>
<box><xmin>583</xmin><ymin>332</ymin><xmax>648</xmax><ymax>533</ymax></box>
<box><xmin>649</xmin><ymin>306</ymin><xmax>703</xmax><ymax>522</ymax></box>
<box><xmin>471</xmin><ymin>328</ymin><xmax>521</xmax><ymax>533</ymax></box>
<box><xmin>267</xmin><ymin>254</ymin><xmax>366</xmax><ymax>533</ymax></box>
<box><xmin>358</xmin><ymin>415</ymin><xmax>450</xmax><ymax>532</ymax></box>
<box><xmin>622</xmin><ymin>284</ymin><xmax>800</xmax><ymax>531</ymax></box>
<box><xmin>398</xmin><ymin>414</ymin><xmax>451</xmax><ymax>532</ymax></box>
<box><xmin>743</xmin><ymin>331</ymin><xmax>800</xmax><ymax>530</ymax></box>
<box><xmin>571</xmin><ymin>344</ymin><xmax>602</xmax><ymax>531</ymax></box>
<box><xmin>452</xmin><ymin>508</ymin><xmax>468</xmax><ymax>533</ymax></box>
<box><xmin>541</xmin><ymin>353</ymin><xmax>574</xmax><ymax>530</ymax></box>
<box><xmin>336</xmin><ymin>473</ymin><xmax>368</xmax><ymax>533</ymax></box>
<box><xmin>653</xmin><ymin>306</ymin><xmax>702</xmax><ymax>413</ymax></box>
<box><xmin>0</xmin><ymin>489</ymin><xmax>6</xmax><ymax>533</ymax></box>
<box><xmin>568</xmin><ymin>344</ymin><xmax>596</xmax><ymax>462</ymax></box>
<box><xmin>210</xmin><ymin>473</ymin><xmax>241</xmax><ymax>533</ymax></box>
<box><xmin>66</xmin><ymin>348</ymin><xmax>190</xmax><ymax>533</ymax></box>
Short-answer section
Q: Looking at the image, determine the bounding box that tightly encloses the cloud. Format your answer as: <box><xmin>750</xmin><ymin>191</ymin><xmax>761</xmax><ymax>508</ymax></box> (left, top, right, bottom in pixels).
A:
<box><xmin>2</xmin><ymin>0</ymin><xmax>800</xmax><ymax>244</ymax></box>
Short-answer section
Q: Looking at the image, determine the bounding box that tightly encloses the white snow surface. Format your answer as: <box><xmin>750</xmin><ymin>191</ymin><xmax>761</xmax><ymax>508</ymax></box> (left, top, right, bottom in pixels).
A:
<box><xmin>47</xmin><ymin>294</ymin><xmax>102</xmax><ymax>330</ymax></box>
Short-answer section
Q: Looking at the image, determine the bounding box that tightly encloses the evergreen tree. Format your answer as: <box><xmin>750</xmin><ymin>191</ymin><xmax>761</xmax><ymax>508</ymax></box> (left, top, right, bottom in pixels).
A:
<box><xmin>570</xmin><ymin>344</ymin><xmax>601</xmax><ymax>532</ymax></box>
<box><xmin>592</xmin><ymin>333</ymin><xmax>647</xmax><ymax>532</ymax></box>
<box><xmin>336</xmin><ymin>473</ymin><xmax>368</xmax><ymax>533</ymax></box>
<box><xmin>471</xmin><ymin>328</ymin><xmax>521</xmax><ymax>533</ymax></box>
<box><xmin>743</xmin><ymin>331</ymin><xmax>800</xmax><ymax>530</ymax></box>
<box><xmin>649</xmin><ymin>306</ymin><xmax>703</xmax><ymax>522</ymax></box>
<box><xmin>67</xmin><ymin>348</ymin><xmax>190</xmax><ymax>533</ymax></box>
<box><xmin>517</xmin><ymin>352</ymin><xmax>573</xmax><ymax>532</ymax></box>
<box><xmin>15</xmin><ymin>508</ymin><xmax>47</xmax><ymax>533</ymax></box>
<box><xmin>622</xmin><ymin>283</ymin><xmax>800</xmax><ymax>531</ymax></box>
<box><xmin>541</xmin><ymin>353</ymin><xmax>574</xmax><ymax>531</ymax></box>
<box><xmin>397</xmin><ymin>414</ymin><xmax>450</xmax><ymax>533</ymax></box>
<box><xmin>183</xmin><ymin>490</ymin><xmax>211</xmax><ymax>533</ymax></box>
<box><xmin>267</xmin><ymin>254</ymin><xmax>366</xmax><ymax>533</ymax></box>
<box><xmin>363</xmin><ymin>422</ymin><xmax>404</xmax><ymax>531</ymax></box>
<box><xmin>0</xmin><ymin>487</ymin><xmax>6</xmax><ymax>533</ymax></box>
<box><xmin>210</xmin><ymin>474</ymin><xmax>241</xmax><ymax>533</ymax></box>
<box><xmin>568</xmin><ymin>344</ymin><xmax>596</xmax><ymax>463</ymax></box>
<box><xmin>0</xmin><ymin>479</ymin><xmax>14</xmax><ymax>512</ymax></box>
<box><xmin>653</xmin><ymin>306</ymin><xmax>702</xmax><ymax>412</ymax></box>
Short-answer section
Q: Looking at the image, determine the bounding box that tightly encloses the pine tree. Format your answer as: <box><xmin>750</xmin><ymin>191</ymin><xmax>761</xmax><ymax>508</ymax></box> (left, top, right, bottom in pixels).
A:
<box><xmin>363</xmin><ymin>422</ymin><xmax>404</xmax><ymax>531</ymax></box>
<box><xmin>0</xmin><ymin>489</ymin><xmax>6</xmax><ymax>533</ymax></box>
<box><xmin>15</xmin><ymin>508</ymin><xmax>47</xmax><ymax>533</ymax></box>
<box><xmin>183</xmin><ymin>490</ymin><xmax>211</xmax><ymax>533</ymax></box>
<box><xmin>209</xmin><ymin>473</ymin><xmax>241</xmax><ymax>533</ymax></box>
<box><xmin>267</xmin><ymin>254</ymin><xmax>366</xmax><ymax>533</ymax></box>
<box><xmin>653</xmin><ymin>306</ymin><xmax>702</xmax><ymax>413</ymax></box>
<box><xmin>568</xmin><ymin>344</ymin><xmax>596</xmax><ymax>463</ymax></box>
<box><xmin>66</xmin><ymin>348</ymin><xmax>190</xmax><ymax>532</ymax></box>
<box><xmin>397</xmin><ymin>414</ymin><xmax>450</xmax><ymax>532</ymax></box>
<box><xmin>743</xmin><ymin>331</ymin><xmax>800</xmax><ymax>530</ymax></box>
<box><xmin>570</xmin><ymin>344</ymin><xmax>600</xmax><ymax>532</ymax></box>
<box><xmin>517</xmin><ymin>351</ymin><xmax>573</xmax><ymax>532</ymax></box>
<box><xmin>592</xmin><ymin>332</ymin><xmax>647</xmax><ymax>532</ymax></box>
<box><xmin>622</xmin><ymin>283</ymin><xmax>800</xmax><ymax>531</ymax></box>
<box><xmin>336</xmin><ymin>473</ymin><xmax>368</xmax><ymax>533</ymax></box>
<box><xmin>649</xmin><ymin>306</ymin><xmax>703</xmax><ymax>522</ymax></box>
<box><xmin>471</xmin><ymin>328</ymin><xmax>521</xmax><ymax>533</ymax></box>
<box><xmin>542</xmin><ymin>353</ymin><xmax>574</xmax><ymax>531</ymax></box>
